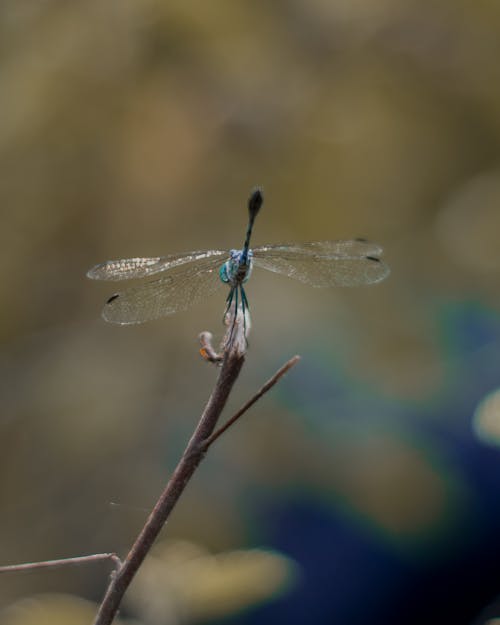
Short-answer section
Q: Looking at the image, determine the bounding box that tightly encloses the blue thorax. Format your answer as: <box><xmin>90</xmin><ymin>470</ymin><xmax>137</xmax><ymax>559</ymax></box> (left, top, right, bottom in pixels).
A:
<box><xmin>219</xmin><ymin>249</ymin><xmax>254</xmax><ymax>286</ymax></box>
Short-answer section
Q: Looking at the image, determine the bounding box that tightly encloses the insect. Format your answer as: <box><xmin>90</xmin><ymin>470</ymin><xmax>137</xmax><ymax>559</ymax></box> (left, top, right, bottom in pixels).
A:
<box><xmin>87</xmin><ymin>188</ymin><xmax>389</xmax><ymax>325</ymax></box>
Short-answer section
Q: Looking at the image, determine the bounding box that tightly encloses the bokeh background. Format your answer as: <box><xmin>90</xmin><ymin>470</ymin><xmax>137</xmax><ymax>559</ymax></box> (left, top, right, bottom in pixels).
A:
<box><xmin>2</xmin><ymin>1</ymin><xmax>500</xmax><ymax>624</ymax></box>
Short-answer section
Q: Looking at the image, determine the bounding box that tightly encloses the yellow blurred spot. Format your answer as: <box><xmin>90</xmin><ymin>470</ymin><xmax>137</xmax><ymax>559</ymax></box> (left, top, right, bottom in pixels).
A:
<box><xmin>473</xmin><ymin>388</ymin><xmax>500</xmax><ymax>446</ymax></box>
<box><xmin>127</xmin><ymin>540</ymin><xmax>298</xmax><ymax>624</ymax></box>
<box><xmin>0</xmin><ymin>594</ymin><xmax>133</xmax><ymax>625</ymax></box>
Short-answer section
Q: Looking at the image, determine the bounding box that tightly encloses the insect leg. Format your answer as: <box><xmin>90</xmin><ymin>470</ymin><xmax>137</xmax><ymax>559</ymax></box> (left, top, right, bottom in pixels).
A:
<box><xmin>241</xmin><ymin>285</ymin><xmax>250</xmax><ymax>341</ymax></box>
<box><xmin>224</xmin><ymin>287</ymin><xmax>235</xmax><ymax>321</ymax></box>
<box><xmin>228</xmin><ymin>285</ymin><xmax>239</xmax><ymax>344</ymax></box>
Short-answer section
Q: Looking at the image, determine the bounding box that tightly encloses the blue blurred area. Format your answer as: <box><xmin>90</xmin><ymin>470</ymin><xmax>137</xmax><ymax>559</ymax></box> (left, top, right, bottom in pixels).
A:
<box><xmin>220</xmin><ymin>302</ymin><xmax>500</xmax><ymax>625</ymax></box>
<box><xmin>246</xmin><ymin>492</ymin><xmax>500</xmax><ymax>625</ymax></box>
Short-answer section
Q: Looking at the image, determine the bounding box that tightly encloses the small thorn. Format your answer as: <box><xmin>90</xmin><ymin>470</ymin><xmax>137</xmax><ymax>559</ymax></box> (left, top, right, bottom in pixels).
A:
<box><xmin>365</xmin><ymin>256</ymin><xmax>380</xmax><ymax>262</ymax></box>
<box><xmin>107</xmin><ymin>294</ymin><xmax>120</xmax><ymax>304</ymax></box>
<box><xmin>199</xmin><ymin>331</ymin><xmax>223</xmax><ymax>363</ymax></box>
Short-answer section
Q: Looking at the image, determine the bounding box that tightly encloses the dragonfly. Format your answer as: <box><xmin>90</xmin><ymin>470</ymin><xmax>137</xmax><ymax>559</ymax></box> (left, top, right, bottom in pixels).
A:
<box><xmin>87</xmin><ymin>188</ymin><xmax>389</xmax><ymax>326</ymax></box>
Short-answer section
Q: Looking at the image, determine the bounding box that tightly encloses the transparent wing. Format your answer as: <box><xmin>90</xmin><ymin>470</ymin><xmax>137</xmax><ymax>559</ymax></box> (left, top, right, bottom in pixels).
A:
<box><xmin>253</xmin><ymin>239</ymin><xmax>383</xmax><ymax>257</ymax></box>
<box><xmin>252</xmin><ymin>240</ymin><xmax>389</xmax><ymax>287</ymax></box>
<box><xmin>102</xmin><ymin>255</ymin><xmax>227</xmax><ymax>324</ymax></box>
<box><xmin>87</xmin><ymin>250</ymin><xmax>227</xmax><ymax>281</ymax></box>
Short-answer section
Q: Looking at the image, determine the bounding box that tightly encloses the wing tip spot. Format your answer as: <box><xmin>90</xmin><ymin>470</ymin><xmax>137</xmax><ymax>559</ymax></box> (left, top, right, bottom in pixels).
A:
<box><xmin>365</xmin><ymin>255</ymin><xmax>381</xmax><ymax>262</ymax></box>
<box><xmin>106</xmin><ymin>293</ymin><xmax>120</xmax><ymax>304</ymax></box>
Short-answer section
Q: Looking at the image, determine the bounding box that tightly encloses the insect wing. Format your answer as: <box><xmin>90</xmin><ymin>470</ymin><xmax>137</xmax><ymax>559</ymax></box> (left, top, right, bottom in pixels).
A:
<box><xmin>102</xmin><ymin>255</ymin><xmax>226</xmax><ymax>324</ymax></box>
<box><xmin>252</xmin><ymin>240</ymin><xmax>389</xmax><ymax>287</ymax></box>
<box><xmin>253</xmin><ymin>239</ymin><xmax>383</xmax><ymax>257</ymax></box>
<box><xmin>87</xmin><ymin>250</ymin><xmax>227</xmax><ymax>281</ymax></box>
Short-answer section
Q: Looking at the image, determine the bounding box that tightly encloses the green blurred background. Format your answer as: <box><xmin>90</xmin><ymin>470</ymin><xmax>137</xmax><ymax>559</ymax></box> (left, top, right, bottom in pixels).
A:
<box><xmin>2</xmin><ymin>1</ymin><xmax>500</xmax><ymax>624</ymax></box>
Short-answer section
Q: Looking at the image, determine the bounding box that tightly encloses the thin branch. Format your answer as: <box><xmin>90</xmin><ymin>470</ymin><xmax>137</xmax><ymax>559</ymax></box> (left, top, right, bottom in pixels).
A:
<box><xmin>201</xmin><ymin>355</ymin><xmax>301</xmax><ymax>450</ymax></box>
<box><xmin>93</xmin><ymin>322</ymin><xmax>247</xmax><ymax>625</ymax></box>
<box><xmin>0</xmin><ymin>313</ymin><xmax>298</xmax><ymax>624</ymax></box>
<box><xmin>0</xmin><ymin>553</ymin><xmax>121</xmax><ymax>574</ymax></box>
<box><xmin>92</xmin><ymin>312</ymin><xmax>300</xmax><ymax>624</ymax></box>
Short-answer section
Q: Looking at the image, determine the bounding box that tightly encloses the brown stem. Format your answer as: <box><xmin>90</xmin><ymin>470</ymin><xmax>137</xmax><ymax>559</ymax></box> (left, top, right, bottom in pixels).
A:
<box><xmin>202</xmin><ymin>355</ymin><xmax>301</xmax><ymax>450</ymax></box>
<box><xmin>0</xmin><ymin>553</ymin><xmax>121</xmax><ymax>574</ymax></box>
<box><xmin>93</xmin><ymin>338</ymin><xmax>246</xmax><ymax>625</ymax></box>
<box><xmin>93</xmin><ymin>318</ymin><xmax>299</xmax><ymax>624</ymax></box>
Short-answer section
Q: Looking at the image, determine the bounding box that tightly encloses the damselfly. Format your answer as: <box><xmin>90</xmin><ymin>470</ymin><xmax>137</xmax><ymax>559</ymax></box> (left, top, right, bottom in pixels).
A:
<box><xmin>87</xmin><ymin>189</ymin><xmax>389</xmax><ymax>325</ymax></box>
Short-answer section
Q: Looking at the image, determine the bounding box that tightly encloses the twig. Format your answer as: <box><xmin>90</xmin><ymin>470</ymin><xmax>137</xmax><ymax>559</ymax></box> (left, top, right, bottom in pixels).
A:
<box><xmin>202</xmin><ymin>355</ymin><xmax>300</xmax><ymax>450</ymax></box>
<box><xmin>93</xmin><ymin>324</ymin><xmax>248</xmax><ymax>625</ymax></box>
<box><xmin>0</xmin><ymin>314</ymin><xmax>298</xmax><ymax>624</ymax></box>
<box><xmin>0</xmin><ymin>553</ymin><xmax>121</xmax><ymax>574</ymax></box>
<box><xmin>93</xmin><ymin>316</ymin><xmax>299</xmax><ymax>625</ymax></box>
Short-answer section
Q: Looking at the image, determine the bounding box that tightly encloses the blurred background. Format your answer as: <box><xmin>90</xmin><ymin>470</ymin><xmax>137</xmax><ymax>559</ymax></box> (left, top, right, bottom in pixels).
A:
<box><xmin>1</xmin><ymin>1</ymin><xmax>500</xmax><ymax>624</ymax></box>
